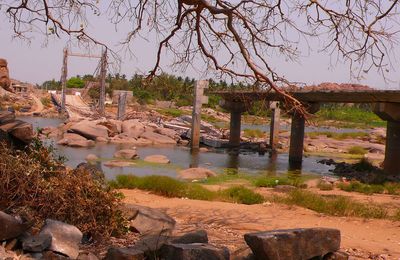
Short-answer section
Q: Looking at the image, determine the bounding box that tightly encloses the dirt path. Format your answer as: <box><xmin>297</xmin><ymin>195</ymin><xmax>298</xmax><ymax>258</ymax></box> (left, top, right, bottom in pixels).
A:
<box><xmin>122</xmin><ymin>189</ymin><xmax>400</xmax><ymax>259</ymax></box>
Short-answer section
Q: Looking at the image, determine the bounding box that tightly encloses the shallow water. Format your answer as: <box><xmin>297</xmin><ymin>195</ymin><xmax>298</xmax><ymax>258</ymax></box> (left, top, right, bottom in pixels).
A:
<box><xmin>19</xmin><ymin>116</ymin><xmax>334</xmax><ymax>180</ymax></box>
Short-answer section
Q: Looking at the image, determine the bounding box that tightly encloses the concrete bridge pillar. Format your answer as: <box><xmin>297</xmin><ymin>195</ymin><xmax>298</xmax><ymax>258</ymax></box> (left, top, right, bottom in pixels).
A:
<box><xmin>269</xmin><ymin>101</ymin><xmax>280</xmax><ymax>151</ymax></box>
<box><xmin>373</xmin><ymin>102</ymin><xmax>400</xmax><ymax>175</ymax></box>
<box><xmin>289</xmin><ymin>102</ymin><xmax>320</xmax><ymax>169</ymax></box>
<box><xmin>220</xmin><ymin>100</ymin><xmax>247</xmax><ymax>148</ymax></box>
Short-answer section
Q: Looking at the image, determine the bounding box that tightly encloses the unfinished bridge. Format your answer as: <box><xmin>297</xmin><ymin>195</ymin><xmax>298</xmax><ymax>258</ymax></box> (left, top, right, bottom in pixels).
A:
<box><xmin>214</xmin><ymin>90</ymin><xmax>400</xmax><ymax>176</ymax></box>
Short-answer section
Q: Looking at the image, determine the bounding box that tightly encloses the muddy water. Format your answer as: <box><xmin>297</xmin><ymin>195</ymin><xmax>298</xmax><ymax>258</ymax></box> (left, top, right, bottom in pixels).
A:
<box><xmin>18</xmin><ymin>116</ymin><xmax>334</xmax><ymax>179</ymax></box>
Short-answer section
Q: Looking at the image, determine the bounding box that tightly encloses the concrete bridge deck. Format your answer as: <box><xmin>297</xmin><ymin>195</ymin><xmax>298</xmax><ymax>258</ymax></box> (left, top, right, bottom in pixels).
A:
<box><xmin>212</xmin><ymin>90</ymin><xmax>400</xmax><ymax>176</ymax></box>
<box><xmin>213</xmin><ymin>90</ymin><xmax>400</xmax><ymax>103</ymax></box>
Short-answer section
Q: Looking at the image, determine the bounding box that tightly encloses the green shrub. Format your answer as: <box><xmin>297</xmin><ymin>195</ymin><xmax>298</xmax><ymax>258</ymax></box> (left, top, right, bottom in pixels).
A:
<box><xmin>40</xmin><ymin>97</ymin><xmax>51</xmax><ymax>107</ymax></box>
<box><xmin>347</xmin><ymin>146</ymin><xmax>367</xmax><ymax>155</ymax></box>
<box><xmin>156</xmin><ymin>108</ymin><xmax>185</xmax><ymax>118</ymax></box>
<box><xmin>254</xmin><ymin>175</ymin><xmax>304</xmax><ymax>188</ymax></box>
<box><xmin>337</xmin><ymin>181</ymin><xmax>384</xmax><ymax>195</ymax></box>
<box><xmin>315</xmin><ymin>106</ymin><xmax>385</xmax><ymax>127</ymax></box>
<box><xmin>223</xmin><ymin>186</ymin><xmax>264</xmax><ymax>205</ymax></box>
<box><xmin>307</xmin><ymin>131</ymin><xmax>368</xmax><ymax>140</ymax></box>
<box><xmin>270</xmin><ymin>190</ymin><xmax>387</xmax><ymax>219</ymax></box>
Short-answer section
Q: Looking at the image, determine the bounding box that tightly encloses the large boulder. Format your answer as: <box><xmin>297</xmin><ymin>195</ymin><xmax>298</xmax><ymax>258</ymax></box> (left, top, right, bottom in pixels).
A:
<box><xmin>178</xmin><ymin>168</ymin><xmax>217</xmax><ymax>181</ymax></box>
<box><xmin>57</xmin><ymin>133</ymin><xmax>94</xmax><ymax>148</ymax></box>
<box><xmin>122</xmin><ymin>120</ymin><xmax>145</xmax><ymax>138</ymax></box>
<box><xmin>171</xmin><ymin>230</ymin><xmax>208</xmax><ymax>244</ymax></box>
<box><xmin>244</xmin><ymin>228</ymin><xmax>341</xmax><ymax>260</ymax></box>
<box><xmin>0</xmin><ymin>58</ymin><xmax>11</xmax><ymax>92</ymax></box>
<box><xmin>160</xmin><ymin>243</ymin><xmax>230</xmax><ymax>260</ymax></box>
<box><xmin>39</xmin><ymin>219</ymin><xmax>83</xmax><ymax>259</ymax></box>
<box><xmin>140</xmin><ymin>131</ymin><xmax>177</xmax><ymax>145</ymax></box>
<box><xmin>154</xmin><ymin>127</ymin><xmax>179</xmax><ymax>140</ymax></box>
<box><xmin>0</xmin><ymin>211</ymin><xmax>29</xmax><ymax>241</ymax></box>
<box><xmin>0</xmin><ymin>120</ymin><xmax>33</xmax><ymax>144</ymax></box>
<box><xmin>114</xmin><ymin>149</ymin><xmax>138</xmax><ymax>159</ymax></box>
<box><xmin>69</xmin><ymin>120</ymin><xmax>109</xmax><ymax>140</ymax></box>
<box><xmin>0</xmin><ymin>111</ymin><xmax>15</xmax><ymax>124</ymax></box>
<box><xmin>104</xmin><ymin>247</ymin><xmax>145</xmax><ymax>260</ymax></box>
<box><xmin>143</xmin><ymin>155</ymin><xmax>170</xmax><ymax>164</ymax></box>
<box><xmin>22</xmin><ymin>233</ymin><xmax>52</xmax><ymax>252</ymax></box>
<box><xmin>121</xmin><ymin>204</ymin><xmax>176</xmax><ymax>236</ymax></box>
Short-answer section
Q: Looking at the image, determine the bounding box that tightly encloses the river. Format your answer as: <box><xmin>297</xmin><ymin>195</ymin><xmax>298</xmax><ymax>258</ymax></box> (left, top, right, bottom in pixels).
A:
<box><xmin>19</xmin><ymin>116</ymin><xmax>334</xmax><ymax>179</ymax></box>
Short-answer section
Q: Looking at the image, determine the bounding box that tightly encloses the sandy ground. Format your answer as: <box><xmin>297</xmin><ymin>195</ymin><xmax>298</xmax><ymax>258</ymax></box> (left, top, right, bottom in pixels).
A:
<box><xmin>122</xmin><ymin>189</ymin><xmax>400</xmax><ymax>259</ymax></box>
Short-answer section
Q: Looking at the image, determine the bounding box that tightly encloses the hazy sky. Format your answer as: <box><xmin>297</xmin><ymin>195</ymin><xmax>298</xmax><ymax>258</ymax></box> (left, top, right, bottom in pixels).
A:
<box><xmin>1</xmin><ymin>4</ymin><xmax>399</xmax><ymax>90</ymax></box>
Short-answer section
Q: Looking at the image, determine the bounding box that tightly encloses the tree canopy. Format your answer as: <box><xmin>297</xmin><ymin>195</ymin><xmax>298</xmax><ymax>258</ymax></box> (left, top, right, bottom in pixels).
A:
<box><xmin>3</xmin><ymin>0</ymin><xmax>400</xmax><ymax>114</ymax></box>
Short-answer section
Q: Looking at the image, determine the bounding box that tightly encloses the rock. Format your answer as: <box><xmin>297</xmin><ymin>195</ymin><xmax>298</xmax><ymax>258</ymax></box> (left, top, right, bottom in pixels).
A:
<box><xmin>134</xmin><ymin>234</ymin><xmax>171</xmax><ymax>252</ymax></box>
<box><xmin>244</xmin><ymin>228</ymin><xmax>341</xmax><ymax>260</ymax></box>
<box><xmin>178</xmin><ymin>167</ymin><xmax>217</xmax><ymax>181</ymax></box>
<box><xmin>0</xmin><ymin>111</ymin><xmax>15</xmax><ymax>124</ymax></box>
<box><xmin>0</xmin><ymin>211</ymin><xmax>29</xmax><ymax>241</ymax></box>
<box><xmin>154</xmin><ymin>127</ymin><xmax>179</xmax><ymax>140</ymax></box>
<box><xmin>85</xmin><ymin>154</ymin><xmax>99</xmax><ymax>162</ymax></box>
<box><xmin>95</xmin><ymin>136</ymin><xmax>108</xmax><ymax>142</ymax></box>
<box><xmin>69</xmin><ymin>120</ymin><xmax>109</xmax><ymax>140</ymax></box>
<box><xmin>41</xmin><ymin>251</ymin><xmax>69</xmax><ymax>259</ymax></box>
<box><xmin>104</xmin><ymin>160</ymin><xmax>136</xmax><ymax>168</ymax></box>
<box><xmin>122</xmin><ymin>120</ymin><xmax>145</xmax><ymax>138</ymax></box>
<box><xmin>121</xmin><ymin>204</ymin><xmax>175</xmax><ymax>236</ymax></box>
<box><xmin>22</xmin><ymin>233</ymin><xmax>52</xmax><ymax>252</ymax></box>
<box><xmin>323</xmin><ymin>251</ymin><xmax>349</xmax><ymax>260</ymax></box>
<box><xmin>143</xmin><ymin>155</ymin><xmax>170</xmax><ymax>164</ymax></box>
<box><xmin>0</xmin><ymin>120</ymin><xmax>33</xmax><ymax>143</ymax></box>
<box><xmin>77</xmin><ymin>252</ymin><xmax>99</xmax><ymax>260</ymax></box>
<box><xmin>0</xmin><ymin>58</ymin><xmax>11</xmax><ymax>92</ymax></box>
<box><xmin>171</xmin><ymin>230</ymin><xmax>208</xmax><ymax>244</ymax></box>
<box><xmin>98</xmin><ymin>121</ymin><xmax>120</xmax><ymax>137</ymax></box>
<box><xmin>114</xmin><ymin>149</ymin><xmax>138</xmax><ymax>159</ymax></box>
<box><xmin>160</xmin><ymin>243</ymin><xmax>230</xmax><ymax>260</ymax></box>
<box><xmin>104</xmin><ymin>247</ymin><xmax>145</xmax><ymax>260</ymax></box>
<box><xmin>39</xmin><ymin>219</ymin><xmax>83</xmax><ymax>259</ymax></box>
<box><xmin>140</xmin><ymin>131</ymin><xmax>177</xmax><ymax>145</ymax></box>
<box><xmin>273</xmin><ymin>185</ymin><xmax>296</xmax><ymax>193</ymax></box>
<box><xmin>57</xmin><ymin>133</ymin><xmax>94</xmax><ymax>148</ymax></box>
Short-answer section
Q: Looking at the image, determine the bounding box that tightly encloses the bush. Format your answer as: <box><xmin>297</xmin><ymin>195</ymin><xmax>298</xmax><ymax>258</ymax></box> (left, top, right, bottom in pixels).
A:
<box><xmin>254</xmin><ymin>175</ymin><xmax>304</xmax><ymax>188</ymax></box>
<box><xmin>223</xmin><ymin>186</ymin><xmax>264</xmax><ymax>205</ymax></box>
<box><xmin>0</xmin><ymin>141</ymin><xmax>125</xmax><ymax>237</ymax></box>
<box><xmin>347</xmin><ymin>146</ymin><xmax>367</xmax><ymax>155</ymax></box>
<box><xmin>243</xmin><ymin>129</ymin><xmax>266</xmax><ymax>139</ymax></box>
<box><xmin>337</xmin><ymin>181</ymin><xmax>384</xmax><ymax>195</ymax></box>
<box><xmin>40</xmin><ymin>97</ymin><xmax>51</xmax><ymax>107</ymax></box>
<box><xmin>271</xmin><ymin>189</ymin><xmax>388</xmax><ymax>219</ymax></box>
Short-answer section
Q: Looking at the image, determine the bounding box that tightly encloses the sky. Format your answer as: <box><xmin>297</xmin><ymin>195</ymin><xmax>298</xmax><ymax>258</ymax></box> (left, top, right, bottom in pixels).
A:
<box><xmin>1</xmin><ymin>3</ymin><xmax>400</xmax><ymax>90</ymax></box>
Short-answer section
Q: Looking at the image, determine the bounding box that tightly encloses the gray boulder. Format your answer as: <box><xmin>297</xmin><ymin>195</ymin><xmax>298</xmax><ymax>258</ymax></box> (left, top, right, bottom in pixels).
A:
<box><xmin>122</xmin><ymin>120</ymin><xmax>145</xmax><ymax>138</ymax></box>
<box><xmin>0</xmin><ymin>211</ymin><xmax>29</xmax><ymax>241</ymax></box>
<box><xmin>244</xmin><ymin>228</ymin><xmax>341</xmax><ymax>260</ymax></box>
<box><xmin>171</xmin><ymin>230</ymin><xmax>208</xmax><ymax>244</ymax></box>
<box><xmin>121</xmin><ymin>204</ymin><xmax>175</xmax><ymax>236</ymax></box>
<box><xmin>22</xmin><ymin>233</ymin><xmax>52</xmax><ymax>252</ymax></box>
<box><xmin>113</xmin><ymin>149</ymin><xmax>138</xmax><ymax>160</ymax></box>
<box><xmin>57</xmin><ymin>133</ymin><xmax>94</xmax><ymax>148</ymax></box>
<box><xmin>104</xmin><ymin>160</ymin><xmax>136</xmax><ymax>168</ymax></box>
<box><xmin>104</xmin><ymin>247</ymin><xmax>145</xmax><ymax>260</ymax></box>
<box><xmin>39</xmin><ymin>219</ymin><xmax>83</xmax><ymax>259</ymax></box>
<box><xmin>160</xmin><ymin>243</ymin><xmax>230</xmax><ymax>260</ymax></box>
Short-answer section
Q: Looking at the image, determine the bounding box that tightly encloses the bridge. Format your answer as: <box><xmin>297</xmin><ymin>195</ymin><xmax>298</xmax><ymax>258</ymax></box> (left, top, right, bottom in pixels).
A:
<box><xmin>213</xmin><ymin>90</ymin><xmax>400</xmax><ymax>176</ymax></box>
<box><xmin>51</xmin><ymin>93</ymin><xmax>96</xmax><ymax>119</ymax></box>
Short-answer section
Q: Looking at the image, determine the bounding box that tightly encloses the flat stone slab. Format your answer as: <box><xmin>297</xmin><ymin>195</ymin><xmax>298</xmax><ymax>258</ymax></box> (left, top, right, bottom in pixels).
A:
<box><xmin>244</xmin><ymin>228</ymin><xmax>341</xmax><ymax>260</ymax></box>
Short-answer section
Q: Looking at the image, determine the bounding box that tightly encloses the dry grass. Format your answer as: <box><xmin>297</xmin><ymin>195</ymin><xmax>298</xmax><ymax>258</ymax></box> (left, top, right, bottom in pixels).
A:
<box><xmin>0</xmin><ymin>140</ymin><xmax>125</xmax><ymax>238</ymax></box>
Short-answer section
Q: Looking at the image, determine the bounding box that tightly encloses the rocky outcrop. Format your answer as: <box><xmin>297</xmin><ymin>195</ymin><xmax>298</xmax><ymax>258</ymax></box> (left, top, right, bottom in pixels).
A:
<box><xmin>0</xmin><ymin>59</ymin><xmax>12</xmax><ymax>92</ymax></box>
<box><xmin>57</xmin><ymin>133</ymin><xmax>95</xmax><ymax>148</ymax></box>
<box><xmin>141</xmin><ymin>131</ymin><xmax>177</xmax><ymax>145</ymax></box>
<box><xmin>178</xmin><ymin>167</ymin><xmax>217</xmax><ymax>181</ymax></box>
<box><xmin>0</xmin><ymin>111</ymin><xmax>33</xmax><ymax>145</ymax></box>
<box><xmin>69</xmin><ymin>120</ymin><xmax>109</xmax><ymax>140</ymax></box>
<box><xmin>244</xmin><ymin>228</ymin><xmax>341</xmax><ymax>260</ymax></box>
<box><xmin>160</xmin><ymin>243</ymin><xmax>230</xmax><ymax>260</ymax></box>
